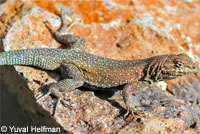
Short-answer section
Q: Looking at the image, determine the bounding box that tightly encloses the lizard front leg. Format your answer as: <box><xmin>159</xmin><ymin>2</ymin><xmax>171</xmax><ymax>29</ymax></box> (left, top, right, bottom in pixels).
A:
<box><xmin>122</xmin><ymin>81</ymin><xmax>149</xmax><ymax>118</ymax></box>
<box><xmin>37</xmin><ymin>63</ymin><xmax>85</xmax><ymax>116</ymax></box>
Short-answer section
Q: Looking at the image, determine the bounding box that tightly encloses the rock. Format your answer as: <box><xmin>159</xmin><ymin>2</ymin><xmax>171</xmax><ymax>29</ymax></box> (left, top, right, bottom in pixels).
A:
<box><xmin>0</xmin><ymin>0</ymin><xmax>199</xmax><ymax>133</ymax></box>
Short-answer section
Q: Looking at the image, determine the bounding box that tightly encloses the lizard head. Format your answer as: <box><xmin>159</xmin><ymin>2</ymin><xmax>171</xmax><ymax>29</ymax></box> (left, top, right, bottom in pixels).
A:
<box><xmin>144</xmin><ymin>54</ymin><xmax>198</xmax><ymax>82</ymax></box>
<box><xmin>158</xmin><ymin>54</ymin><xmax>197</xmax><ymax>81</ymax></box>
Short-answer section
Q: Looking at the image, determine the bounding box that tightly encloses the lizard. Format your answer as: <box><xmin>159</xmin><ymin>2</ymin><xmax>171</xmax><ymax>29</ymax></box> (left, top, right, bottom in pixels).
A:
<box><xmin>0</xmin><ymin>16</ymin><xmax>198</xmax><ymax>117</ymax></box>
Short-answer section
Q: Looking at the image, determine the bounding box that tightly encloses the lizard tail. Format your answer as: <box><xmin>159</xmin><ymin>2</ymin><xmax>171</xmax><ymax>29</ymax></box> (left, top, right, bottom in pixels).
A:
<box><xmin>0</xmin><ymin>49</ymin><xmax>34</xmax><ymax>65</ymax></box>
<box><xmin>0</xmin><ymin>48</ymin><xmax>63</xmax><ymax>70</ymax></box>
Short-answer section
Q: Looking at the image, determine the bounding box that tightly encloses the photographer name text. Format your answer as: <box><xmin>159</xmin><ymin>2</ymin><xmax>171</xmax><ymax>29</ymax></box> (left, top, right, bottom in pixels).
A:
<box><xmin>8</xmin><ymin>126</ymin><xmax>60</xmax><ymax>133</ymax></box>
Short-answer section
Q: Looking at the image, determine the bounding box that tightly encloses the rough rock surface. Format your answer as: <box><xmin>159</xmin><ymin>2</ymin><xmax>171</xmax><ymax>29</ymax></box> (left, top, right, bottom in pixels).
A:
<box><xmin>0</xmin><ymin>0</ymin><xmax>200</xmax><ymax>134</ymax></box>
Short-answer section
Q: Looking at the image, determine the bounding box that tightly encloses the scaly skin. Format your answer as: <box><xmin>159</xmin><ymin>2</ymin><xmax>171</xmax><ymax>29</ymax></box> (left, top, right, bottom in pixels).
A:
<box><xmin>0</xmin><ymin>49</ymin><xmax>197</xmax><ymax>87</ymax></box>
<box><xmin>0</xmin><ymin>15</ymin><xmax>198</xmax><ymax>117</ymax></box>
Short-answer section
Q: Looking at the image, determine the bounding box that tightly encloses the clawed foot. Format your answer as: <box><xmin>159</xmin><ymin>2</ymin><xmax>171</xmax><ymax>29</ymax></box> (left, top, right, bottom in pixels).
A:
<box><xmin>36</xmin><ymin>91</ymin><xmax>51</xmax><ymax>104</ymax></box>
<box><xmin>36</xmin><ymin>91</ymin><xmax>58</xmax><ymax>117</ymax></box>
<box><xmin>52</xmin><ymin>97</ymin><xmax>73</xmax><ymax>117</ymax></box>
<box><xmin>60</xmin><ymin>98</ymin><xmax>74</xmax><ymax>110</ymax></box>
<box><xmin>37</xmin><ymin>92</ymin><xmax>72</xmax><ymax>117</ymax></box>
<box><xmin>43</xmin><ymin>21</ymin><xmax>57</xmax><ymax>34</ymax></box>
<box><xmin>124</xmin><ymin>107</ymin><xmax>145</xmax><ymax>118</ymax></box>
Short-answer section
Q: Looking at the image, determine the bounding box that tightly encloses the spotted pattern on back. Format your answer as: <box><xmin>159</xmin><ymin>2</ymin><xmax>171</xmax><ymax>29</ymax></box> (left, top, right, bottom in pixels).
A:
<box><xmin>66</xmin><ymin>51</ymin><xmax>146</xmax><ymax>87</ymax></box>
<box><xmin>1</xmin><ymin>49</ymin><xmax>196</xmax><ymax>88</ymax></box>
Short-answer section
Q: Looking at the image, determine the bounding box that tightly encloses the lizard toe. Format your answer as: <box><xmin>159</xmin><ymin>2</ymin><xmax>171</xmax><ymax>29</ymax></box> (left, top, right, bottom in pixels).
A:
<box><xmin>124</xmin><ymin>107</ymin><xmax>145</xmax><ymax>118</ymax></box>
<box><xmin>36</xmin><ymin>92</ymin><xmax>51</xmax><ymax>104</ymax></box>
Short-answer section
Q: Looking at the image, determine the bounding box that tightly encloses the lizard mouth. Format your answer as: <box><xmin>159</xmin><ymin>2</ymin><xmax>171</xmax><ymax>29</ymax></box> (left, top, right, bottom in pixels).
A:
<box><xmin>166</xmin><ymin>66</ymin><xmax>197</xmax><ymax>77</ymax></box>
<box><xmin>157</xmin><ymin>66</ymin><xmax>198</xmax><ymax>81</ymax></box>
<box><xmin>178</xmin><ymin>66</ymin><xmax>197</xmax><ymax>75</ymax></box>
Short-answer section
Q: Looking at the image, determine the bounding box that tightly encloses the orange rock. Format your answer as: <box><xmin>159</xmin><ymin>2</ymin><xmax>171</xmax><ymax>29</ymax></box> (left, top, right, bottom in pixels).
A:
<box><xmin>1</xmin><ymin>0</ymin><xmax>199</xmax><ymax>133</ymax></box>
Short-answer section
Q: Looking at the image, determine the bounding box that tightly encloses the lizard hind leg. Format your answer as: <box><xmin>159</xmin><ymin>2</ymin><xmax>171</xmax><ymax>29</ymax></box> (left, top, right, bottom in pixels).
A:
<box><xmin>44</xmin><ymin>11</ymin><xmax>85</xmax><ymax>52</ymax></box>
<box><xmin>37</xmin><ymin>79</ymin><xmax>84</xmax><ymax>117</ymax></box>
<box><xmin>37</xmin><ymin>63</ymin><xmax>85</xmax><ymax>117</ymax></box>
<box><xmin>50</xmin><ymin>78</ymin><xmax>84</xmax><ymax>116</ymax></box>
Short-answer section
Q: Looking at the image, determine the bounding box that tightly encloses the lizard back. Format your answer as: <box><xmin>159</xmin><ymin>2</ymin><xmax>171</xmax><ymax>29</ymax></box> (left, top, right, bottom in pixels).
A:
<box><xmin>67</xmin><ymin>51</ymin><xmax>146</xmax><ymax>88</ymax></box>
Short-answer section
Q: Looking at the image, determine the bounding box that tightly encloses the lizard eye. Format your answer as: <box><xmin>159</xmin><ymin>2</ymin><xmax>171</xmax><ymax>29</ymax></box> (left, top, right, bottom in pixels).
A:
<box><xmin>176</xmin><ymin>63</ymin><xmax>183</xmax><ymax>67</ymax></box>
